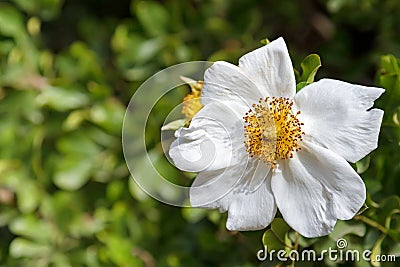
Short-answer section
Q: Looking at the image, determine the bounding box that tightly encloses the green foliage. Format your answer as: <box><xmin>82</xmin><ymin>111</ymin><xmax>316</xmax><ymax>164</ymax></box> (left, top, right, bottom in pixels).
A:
<box><xmin>262</xmin><ymin>218</ymin><xmax>292</xmax><ymax>254</ymax></box>
<box><xmin>0</xmin><ymin>0</ymin><xmax>399</xmax><ymax>267</ymax></box>
<box><xmin>295</xmin><ymin>54</ymin><xmax>322</xmax><ymax>90</ymax></box>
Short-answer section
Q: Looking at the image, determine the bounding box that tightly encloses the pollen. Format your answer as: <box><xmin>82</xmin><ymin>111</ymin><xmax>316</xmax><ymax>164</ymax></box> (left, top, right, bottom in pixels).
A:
<box><xmin>182</xmin><ymin>81</ymin><xmax>203</xmax><ymax>122</ymax></box>
<box><xmin>244</xmin><ymin>97</ymin><xmax>304</xmax><ymax>168</ymax></box>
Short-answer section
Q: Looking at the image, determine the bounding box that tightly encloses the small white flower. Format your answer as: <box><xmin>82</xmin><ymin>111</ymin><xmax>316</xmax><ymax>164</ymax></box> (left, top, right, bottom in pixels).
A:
<box><xmin>169</xmin><ymin>38</ymin><xmax>384</xmax><ymax>238</ymax></box>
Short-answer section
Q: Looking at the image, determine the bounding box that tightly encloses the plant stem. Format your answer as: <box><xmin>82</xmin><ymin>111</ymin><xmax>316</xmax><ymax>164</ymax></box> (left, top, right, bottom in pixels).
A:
<box><xmin>354</xmin><ymin>215</ymin><xmax>388</xmax><ymax>234</ymax></box>
<box><xmin>289</xmin><ymin>231</ymin><xmax>300</xmax><ymax>267</ymax></box>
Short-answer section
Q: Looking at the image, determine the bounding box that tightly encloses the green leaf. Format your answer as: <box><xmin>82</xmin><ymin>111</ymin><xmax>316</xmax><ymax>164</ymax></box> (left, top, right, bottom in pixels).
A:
<box><xmin>12</xmin><ymin>0</ymin><xmax>36</xmax><ymax>13</ymax></box>
<box><xmin>296</xmin><ymin>81</ymin><xmax>308</xmax><ymax>91</ymax></box>
<box><xmin>36</xmin><ymin>85</ymin><xmax>89</xmax><ymax>111</ymax></box>
<box><xmin>262</xmin><ymin>218</ymin><xmax>292</xmax><ymax>254</ymax></box>
<box><xmin>53</xmin><ymin>156</ymin><xmax>92</xmax><ymax>191</ymax></box>
<box><xmin>56</xmin><ymin>131</ymin><xmax>100</xmax><ymax>156</ymax></box>
<box><xmin>128</xmin><ymin>178</ymin><xmax>149</xmax><ymax>201</ymax></box>
<box><xmin>380</xmin><ymin>54</ymin><xmax>400</xmax><ymax>74</ymax></box>
<box><xmin>296</xmin><ymin>54</ymin><xmax>322</xmax><ymax>91</ymax></box>
<box><xmin>69</xmin><ymin>213</ymin><xmax>104</xmax><ymax>238</ymax></box>
<box><xmin>371</xmin><ymin>234</ymin><xmax>385</xmax><ymax>267</ymax></box>
<box><xmin>88</xmin><ymin>99</ymin><xmax>125</xmax><ymax>135</ymax></box>
<box><xmin>9</xmin><ymin>215</ymin><xmax>52</xmax><ymax>243</ymax></box>
<box><xmin>106</xmin><ymin>180</ymin><xmax>125</xmax><ymax>202</ymax></box>
<box><xmin>379</xmin><ymin>73</ymin><xmax>400</xmax><ymax>92</ymax></box>
<box><xmin>54</xmin><ymin>129</ymin><xmax>109</xmax><ymax>188</ymax></box>
<box><xmin>13</xmin><ymin>0</ymin><xmax>63</xmax><ymax>20</ymax></box>
<box><xmin>135</xmin><ymin>38</ymin><xmax>164</xmax><ymax>64</ymax></box>
<box><xmin>15</xmin><ymin>179</ymin><xmax>41</xmax><ymax>214</ymax></box>
<box><xmin>260</xmin><ymin>38</ymin><xmax>270</xmax><ymax>45</ymax></box>
<box><xmin>99</xmin><ymin>234</ymin><xmax>141</xmax><ymax>266</ymax></box>
<box><xmin>272</xmin><ymin>218</ymin><xmax>292</xmax><ymax>252</ymax></box>
<box><xmin>0</xmin><ymin>3</ymin><xmax>25</xmax><ymax>37</ymax></box>
<box><xmin>124</xmin><ymin>65</ymin><xmax>157</xmax><ymax>81</ymax></box>
<box><xmin>271</xmin><ymin>218</ymin><xmax>290</xmax><ymax>242</ymax></box>
<box><xmin>378</xmin><ymin>55</ymin><xmax>400</xmax><ymax>94</ymax></box>
<box><xmin>9</xmin><ymin>238</ymin><xmax>51</xmax><ymax>258</ymax></box>
<box><xmin>51</xmin><ymin>253</ymin><xmax>72</xmax><ymax>267</ymax></box>
<box><xmin>329</xmin><ymin>220</ymin><xmax>366</xmax><ymax>240</ymax></box>
<box><xmin>111</xmin><ymin>24</ymin><xmax>130</xmax><ymax>52</ymax></box>
<box><xmin>182</xmin><ymin>207</ymin><xmax>208</xmax><ymax>223</ymax></box>
<box><xmin>62</xmin><ymin>110</ymin><xmax>88</xmax><ymax>131</ymax></box>
<box><xmin>313</xmin><ymin>237</ymin><xmax>337</xmax><ymax>255</ymax></box>
<box><xmin>39</xmin><ymin>192</ymin><xmax>83</xmax><ymax>233</ymax></box>
<box><xmin>288</xmin><ymin>231</ymin><xmax>318</xmax><ymax>247</ymax></box>
<box><xmin>356</xmin><ymin>155</ymin><xmax>371</xmax><ymax>174</ymax></box>
<box><xmin>207</xmin><ymin>210</ymin><xmax>221</xmax><ymax>224</ymax></box>
<box><xmin>392</xmin><ymin>106</ymin><xmax>400</xmax><ymax>126</ymax></box>
<box><xmin>299</xmin><ymin>54</ymin><xmax>322</xmax><ymax>83</ymax></box>
<box><xmin>133</xmin><ymin>0</ymin><xmax>169</xmax><ymax>37</ymax></box>
<box><xmin>294</xmin><ymin>68</ymin><xmax>301</xmax><ymax>81</ymax></box>
<box><xmin>262</xmin><ymin>229</ymin><xmax>286</xmax><ymax>253</ymax></box>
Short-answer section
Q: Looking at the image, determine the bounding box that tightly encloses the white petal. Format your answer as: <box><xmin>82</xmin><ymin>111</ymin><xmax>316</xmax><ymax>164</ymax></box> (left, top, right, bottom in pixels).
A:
<box><xmin>242</xmin><ymin>159</ymin><xmax>273</xmax><ymax>193</ymax></box>
<box><xmin>238</xmin><ymin>37</ymin><xmax>296</xmax><ymax>98</ymax></box>
<box><xmin>294</xmin><ymin>78</ymin><xmax>384</xmax><ymax>163</ymax></box>
<box><xmin>169</xmin><ymin>101</ymin><xmax>247</xmax><ymax>172</ymax></box>
<box><xmin>201</xmin><ymin>61</ymin><xmax>264</xmax><ymax>107</ymax></box>
<box><xmin>271</xmin><ymin>156</ymin><xmax>336</xmax><ymax>238</ymax></box>
<box><xmin>300</xmin><ymin>141</ymin><xmax>366</xmax><ymax>220</ymax></box>
<box><xmin>190</xmin><ymin>162</ymin><xmax>248</xmax><ymax>209</ymax></box>
<box><xmin>226</xmin><ymin>178</ymin><xmax>276</xmax><ymax>231</ymax></box>
<box><xmin>190</xmin><ymin>156</ymin><xmax>271</xmax><ymax>207</ymax></box>
<box><xmin>272</xmin><ymin>140</ymin><xmax>368</xmax><ymax>238</ymax></box>
<box><xmin>190</xmin><ymin>163</ymin><xmax>276</xmax><ymax>231</ymax></box>
<box><xmin>169</xmin><ymin>128</ymin><xmax>221</xmax><ymax>172</ymax></box>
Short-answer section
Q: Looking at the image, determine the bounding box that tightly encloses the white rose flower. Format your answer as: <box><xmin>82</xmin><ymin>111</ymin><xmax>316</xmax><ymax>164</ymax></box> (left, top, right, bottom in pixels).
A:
<box><xmin>169</xmin><ymin>37</ymin><xmax>384</xmax><ymax>238</ymax></box>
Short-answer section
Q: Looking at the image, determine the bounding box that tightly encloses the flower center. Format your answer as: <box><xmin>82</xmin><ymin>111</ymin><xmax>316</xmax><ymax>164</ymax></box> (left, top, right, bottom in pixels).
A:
<box><xmin>243</xmin><ymin>97</ymin><xmax>304</xmax><ymax>168</ymax></box>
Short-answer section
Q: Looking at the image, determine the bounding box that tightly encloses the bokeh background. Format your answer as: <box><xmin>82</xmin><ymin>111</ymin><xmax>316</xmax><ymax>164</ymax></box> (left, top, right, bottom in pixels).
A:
<box><xmin>0</xmin><ymin>0</ymin><xmax>399</xmax><ymax>266</ymax></box>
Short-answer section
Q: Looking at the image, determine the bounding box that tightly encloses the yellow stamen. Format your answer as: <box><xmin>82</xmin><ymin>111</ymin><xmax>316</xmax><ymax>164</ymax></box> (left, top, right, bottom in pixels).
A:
<box><xmin>182</xmin><ymin>80</ymin><xmax>203</xmax><ymax>122</ymax></box>
<box><xmin>244</xmin><ymin>97</ymin><xmax>304</xmax><ymax>168</ymax></box>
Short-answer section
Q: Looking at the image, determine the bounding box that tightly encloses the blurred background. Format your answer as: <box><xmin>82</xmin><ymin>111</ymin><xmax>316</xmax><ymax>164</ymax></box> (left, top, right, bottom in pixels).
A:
<box><xmin>0</xmin><ymin>0</ymin><xmax>399</xmax><ymax>266</ymax></box>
